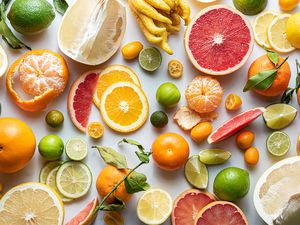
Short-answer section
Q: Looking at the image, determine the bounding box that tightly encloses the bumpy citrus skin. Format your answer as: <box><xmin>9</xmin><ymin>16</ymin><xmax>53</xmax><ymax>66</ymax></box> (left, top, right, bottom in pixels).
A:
<box><xmin>233</xmin><ymin>0</ymin><xmax>267</xmax><ymax>15</ymax></box>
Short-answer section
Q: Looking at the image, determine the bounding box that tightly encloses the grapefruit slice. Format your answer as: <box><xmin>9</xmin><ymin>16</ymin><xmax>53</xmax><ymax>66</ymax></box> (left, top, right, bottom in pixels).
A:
<box><xmin>171</xmin><ymin>189</ymin><xmax>215</xmax><ymax>225</ymax></box>
<box><xmin>208</xmin><ymin>107</ymin><xmax>265</xmax><ymax>144</ymax></box>
<box><xmin>65</xmin><ymin>197</ymin><xmax>98</xmax><ymax>225</ymax></box>
<box><xmin>195</xmin><ymin>201</ymin><xmax>249</xmax><ymax>225</ymax></box>
<box><xmin>68</xmin><ymin>70</ymin><xmax>100</xmax><ymax>132</ymax></box>
<box><xmin>184</xmin><ymin>5</ymin><xmax>254</xmax><ymax>76</ymax></box>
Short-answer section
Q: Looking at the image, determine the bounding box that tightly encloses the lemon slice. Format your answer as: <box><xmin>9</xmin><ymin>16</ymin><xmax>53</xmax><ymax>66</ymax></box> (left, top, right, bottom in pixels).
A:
<box><xmin>253</xmin><ymin>11</ymin><xmax>279</xmax><ymax>48</ymax></box>
<box><xmin>0</xmin><ymin>44</ymin><xmax>8</xmax><ymax>78</ymax></box>
<box><xmin>0</xmin><ymin>182</ymin><xmax>64</xmax><ymax>225</ymax></box>
<box><xmin>137</xmin><ymin>188</ymin><xmax>172</xmax><ymax>224</ymax></box>
<box><xmin>39</xmin><ymin>160</ymin><xmax>63</xmax><ymax>183</ymax></box>
<box><xmin>267</xmin><ymin>14</ymin><xmax>295</xmax><ymax>53</ymax></box>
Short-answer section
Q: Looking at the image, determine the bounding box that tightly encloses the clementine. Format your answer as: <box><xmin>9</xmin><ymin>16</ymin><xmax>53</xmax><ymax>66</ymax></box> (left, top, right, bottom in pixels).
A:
<box><xmin>152</xmin><ymin>133</ymin><xmax>189</xmax><ymax>171</ymax></box>
<box><xmin>0</xmin><ymin>118</ymin><xmax>36</xmax><ymax>173</ymax></box>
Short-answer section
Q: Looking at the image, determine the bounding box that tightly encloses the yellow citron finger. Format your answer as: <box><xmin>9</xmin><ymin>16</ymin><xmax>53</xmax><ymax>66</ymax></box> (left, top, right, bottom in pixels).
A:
<box><xmin>137</xmin><ymin>11</ymin><xmax>167</xmax><ymax>34</ymax></box>
<box><xmin>156</xmin><ymin>22</ymin><xmax>173</xmax><ymax>54</ymax></box>
<box><xmin>178</xmin><ymin>0</ymin><xmax>191</xmax><ymax>25</ymax></box>
<box><xmin>165</xmin><ymin>23</ymin><xmax>180</xmax><ymax>32</ymax></box>
<box><xmin>163</xmin><ymin>0</ymin><xmax>175</xmax><ymax>9</ymax></box>
<box><xmin>170</xmin><ymin>13</ymin><xmax>181</xmax><ymax>26</ymax></box>
<box><xmin>144</xmin><ymin>0</ymin><xmax>171</xmax><ymax>12</ymax></box>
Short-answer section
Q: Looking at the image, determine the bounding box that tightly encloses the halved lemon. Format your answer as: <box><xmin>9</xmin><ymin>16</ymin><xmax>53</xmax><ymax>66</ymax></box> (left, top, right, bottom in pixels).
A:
<box><xmin>100</xmin><ymin>81</ymin><xmax>149</xmax><ymax>133</ymax></box>
<box><xmin>0</xmin><ymin>44</ymin><xmax>8</xmax><ymax>78</ymax></box>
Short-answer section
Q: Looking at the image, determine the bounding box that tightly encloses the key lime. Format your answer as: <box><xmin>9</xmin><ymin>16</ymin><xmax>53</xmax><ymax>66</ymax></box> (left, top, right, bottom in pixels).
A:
<box><xmin>267</xmin><ymin>131</ymin><xmax>290</xmax><ymax>156</ymax></box>
<box><xmin>139</xmin><ymin>47</ymin><xmax>162</xmax><ymax>72</ymax></box>
<box><xmin>233</xmin><ymin>0</ymin><xmax>268</xmax><ymax>15</ymax></box>
<box><xmin>199</xmin><ymin>149</ymin><xmax>231</xmax><ymax>165</ymax></box>
<box><xmin>38</xmin><ymin>134</ymin><xmax>64</xmax><ymax>161</ymax></box>
<box><xmin>39</xmin><ymin>160</ymin><xmax>63</xmax><ymax>183</ymax></box>
<box><xmin>65</xmin><ymin>137</ymin><xmax>88</xmax><ymax>161</ymax></box>
<box><xmin>184</xmin><ymin>155</ymin><xmax>208</xmax><ymax>189</ymax></box>
<box><xmin>45</xmin><ymin>110</ymin><xmax>64</xmax><ymax>128</ymax></box>
<box><xmin>150</xmin><ymin>111</ymin><xmax>168</xmax><ymax>128</ymax></box>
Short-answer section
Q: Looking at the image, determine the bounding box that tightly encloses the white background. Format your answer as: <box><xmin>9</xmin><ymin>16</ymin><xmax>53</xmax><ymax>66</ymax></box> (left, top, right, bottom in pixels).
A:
<box><xmin>0</xmin><ymin>0</ymin><xmax>299</xmax><ymax>224</ymax></box>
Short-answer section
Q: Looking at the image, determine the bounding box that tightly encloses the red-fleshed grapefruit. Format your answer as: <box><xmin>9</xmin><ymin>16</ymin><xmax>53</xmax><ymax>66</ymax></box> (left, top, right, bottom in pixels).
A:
<box><xmin>194</xmin><ymin>201</ymin><xmax>249</xmax><ymax>225</ymax></box>
<box><xmin>68</xmin><ymin>70</ymin><xmax>100</xmax><ymax>132</ymax></box>
<box><xmin>207</xmin><ymin>107</ymin><xmax>265</xmax><ymax>144</ymax></box>
<box><xmin>171</xmin><ymin>189</ymin><xmax>215</xmax><ymax>225</ymax></box>
<box><xmin>184</xmin><ymin>5</ymin><xmax>254</xmax><ymax>76</ymax></box>
<box><xmin>65</xmin><ymin>197</ymin><xmax>98</xmax><ymax>225</ymax></box>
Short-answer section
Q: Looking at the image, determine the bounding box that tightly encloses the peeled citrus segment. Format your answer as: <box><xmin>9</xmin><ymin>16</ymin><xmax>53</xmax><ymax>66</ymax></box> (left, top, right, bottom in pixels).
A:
<box><xmin>0</xmin><ymin>182</ymin><xmax>64</xmax><ymax>225</ymax></box>
<box><xmin>100</xmin><ymin>81</ymin><xmax>149</xmax><ymax>133</ymax></box>
<box><xmin>0</xmin><ymin>44</ymin><xmax>8</xmax><ymax>78</ymax></box>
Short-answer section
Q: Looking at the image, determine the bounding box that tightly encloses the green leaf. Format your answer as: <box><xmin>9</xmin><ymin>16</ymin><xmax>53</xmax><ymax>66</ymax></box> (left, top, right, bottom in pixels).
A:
<box><xmin>53</xmin><ymin>0</ymin><xmax>68</xmax><ymax>15</ymax></box>
<box><xmin>281</xmin><ymin>87</ymin><xmax>295</xmax><ymax>104</ymax></box>
<box><xmin>243</xmin><ymin>69</ymin><xmax>277</xmax><ymax>92</ymax></box>
<box><xmin>93</xmin><ymin>146</ymin><xmax>127</xmax><ymax>169</ymax></box>
<box><xmin>265</xmin><ymin>48</ymin><xmax>279</xmax><ymax>66</ymax></box>
<box><xmin>254</xmin><ymin>72</ymin><xmax>277</xmax><ymax>90</ymax></box>
<box><xmin>135</xmin><ymin>151</ymin><xmax>150</xmax><ymax>163</ymax></box>
<box><xmin>119</xmin><ymin>138</ymin><xmax>145</xmax><ymax>152</ymax></box>
<box><xmin>98</xmin><ymin>196</ymin><xmax>126</xmax><ymax>211</ymax></box>
<box><xmin>125</xmin><ymin>171</ymin><xmax>150</xmax><ymax>194</ymax></box>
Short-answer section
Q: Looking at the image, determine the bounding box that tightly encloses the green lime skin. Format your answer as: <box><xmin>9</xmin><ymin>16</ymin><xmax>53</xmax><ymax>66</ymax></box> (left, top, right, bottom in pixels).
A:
<box><xmin>233</xmin><ymin>0</ymin><xmax>268</xmax><ymax>15</ymax></box>
<box><xmin>38</xmin><ymin>134</ymin><xmax>64</xmax><ymax>161</ymax></box>
<box><xmin>213</xmin><ymin>167</ymin><xmax>250</xmax><ymax>201</ymax></box>
<box><xmin>8</xmin><ymin>0</ymin><xmax>55</xmax><ymax>35</ymax></box>
<box><xmin>156</xmin><ymin>82</ymin><xmax>181</xmax><ymax>108</ymax></box>
<box><xmin>45</xmin><ymin>110</ymin><xmax>64</xmax><ymax>128</ymax></box>
<box><xmin>150</xmin><ymin>111</ymin><xmax>168</xmax><ymax>128</ymax></box>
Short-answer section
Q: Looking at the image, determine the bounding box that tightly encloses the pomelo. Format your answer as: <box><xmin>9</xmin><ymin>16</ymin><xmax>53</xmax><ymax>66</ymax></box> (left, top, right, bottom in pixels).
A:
<box><xmin>184</xmin><ymin>5</ymin><xmax>254</xmax><ymax>76</ymax></box>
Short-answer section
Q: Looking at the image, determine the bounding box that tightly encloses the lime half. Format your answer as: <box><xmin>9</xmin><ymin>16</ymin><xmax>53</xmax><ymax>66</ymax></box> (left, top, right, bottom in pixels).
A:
<box><xmin>263</xmin><ymin>103</ymin><xmax>297</xmax><ymax>130</ymax></box>
<box><xmin>65</xmin><ymin>137</ymin><xmax>88</xmax><ymax>161</ymax></box>
<box><xmin>267</xmin><ymin>131</ymin><xmax>290</xmax><ymax>156</ymax></box>
<box><xmin>199</xmin><ymin>149</ymin><xmax>231</xmax><ymax>165</ymax></box>
<box><xmin>184</xmin><ymin>155</ymin><xmax>208</xmax><ymax>189</ymax></box>
<box><xmin>139</xmin><ymin>47</ymin><xmax>162</xmax><ymax>72</ymax></box>
<box><xmin>39</xmin><ymin>160</ymin><xmax>63</xmax><ymax>183</ymax></box>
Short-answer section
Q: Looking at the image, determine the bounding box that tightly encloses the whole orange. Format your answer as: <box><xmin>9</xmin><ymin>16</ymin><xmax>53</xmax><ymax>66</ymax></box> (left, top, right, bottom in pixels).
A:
<box><xmin>152</xmin><ymin>132</ymin><xmax>189</xmax><ymax>171</ymax></box>
<box><xmin>0</xmin><ymin>118</ymin><xmax>36</xmax><ymax>173</ymax></box>
<box><xmin>248</xmin><ymin>55</ymin><xmax>291</xmax><ymax>97</ymax></box>
<box><xmin>96</xmin><ymin>165</ymin><xmax>132</xmax><ymax>204</ymax></box>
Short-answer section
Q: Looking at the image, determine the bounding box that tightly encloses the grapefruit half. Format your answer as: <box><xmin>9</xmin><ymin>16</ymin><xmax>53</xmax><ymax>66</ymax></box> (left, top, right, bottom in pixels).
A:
<box><xmin>184</xmin><ymin>5</ymin><xmax>254</xmax><ymax>76</ymax></box>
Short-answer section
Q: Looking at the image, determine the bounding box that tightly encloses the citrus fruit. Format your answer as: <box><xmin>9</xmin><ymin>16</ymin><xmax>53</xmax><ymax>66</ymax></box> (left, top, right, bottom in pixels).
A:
<box><xmin>6</xmin><ymin>49</ymin><xmax>69</xmax><ymax>112</ymax></box>
<box><xmin>198</xmin><ymin>149</ymin><xmax>231</xmax><ymax>165</ymax></box>
<box><xmin>233</xmin><ymin>0</ymin><xmax>267</xmax><ymax>15</ymax></box>
<box><xmin>103</xmin><ymin>211</ymin><xmax>124</xmax><ymax>225</ymax></box>
<box><xmin>279</xmin><ymin>0</ymin><xmax>299</xmax><ymax>11</ymax></box>
<box><xmin>100</xmin><ymin>82</ymin><xmax>149</xmax><ymax>133</ymax></box>
<box><xmin>268</xmin><ymin>14</ymin><xmax>295</xmax><ymax>53</ymax></box>
<box><xmin>0</xmin><ymin>118</ymin><xmax>36</xmax><ymax>174</ymax></box>
<box><xmin>225</xmin><ymin>94</ymin><xmax>242</xmax><ymax>111</ymax></box>
<box><xmin>253</xmin><ymin>11</ymin><xmax>279</xmax><ymax>48</ymax></box>
<box><xmin>172</xmin><ymin>189</ymin><xmax>215</xmax><ymax>225</ymax></box>
<box><xmin>194</xmin><ymin>201</ymin><xmax>249</xmax><ymax>225</ymax></box>
<box><xmin>56</xmin><ymin>161</ymin><xmax>92</xmax><ymax>199</ymax></box>
<box><xmin>150</xmin><ymin>111</ymin><xmax>168</xmax><ymax>128</ymax></box>
<box><xmin>45</xmin><ymin>110</ymin><xmax>64</xmax><ymax>128</ymax></box>
<box><xmin>168</xmin><ymin>59</ymin><xmax>183</xmax><ymax>78</ymax></box>
<box><xmin>68</xmin><ymin>71</ymin><xmax>99</xmax><ymax>132</ymax></box>
<box><xmin>93</xmin><ymin>65</ymin><xmax>141</xmax><ymax>108</ymax></box>
<box><xmin>65</xmin><ymin>137</ymin><xmax>88</xmax><ymax>161</ymax></box>
<box><xmin>8</xmin><ymin>0</ymin><xmax>55</xmax><ymax>35</ymax></box>
<box><xmin>38</xmin><ymin>134</ymin><xmax>64</xmax><ymax>161</ymax></box>
<box><xmin>213</xmin><ymin>167</ymin><xmax>250</xmax><ymax>201</ymax></box>
<box><xmin>156</xmin><ymin>82</ymin><xmax>181</xmax><ymax>108</ymax></box>
<box><xmin>96</xmin><ymin>165</ymin><xmax>132</xmax><ymax>203</ymax></box>
<box><xmin>0</xmin><ymin>44</ymin><xmax>8</xmax><ymax>78</ymax></box>
<box><xmin>122</xmin><ymin>41</ymin><xmax>143</xmax><ymax>60</ymax></box>
<box><xmin>266</xmin><ymin>131</ymin><xmax>290</xmax><ymax>156</ymax></box>
<box><xmin>87</xmin><ymin>122</ymin><xmax>104</xmax><ymax>139</ymax></box>
<box><xmin>39</xmin><ymin>160</ymin><xmax>63</xmax><ymax>183</ymax></box>
<box><xmin>236</xmin><ymin>130</ymin><xmax>255</xmax><ymax>150</ymax></box>
<box><xmin>138</xmin><ymin>47</ymin><xmax>162</xmax><ymax>72</ymax></box>
<box><xmin>173</xmin><ymin>106</ymin><xmax>202</xmax><ymax>131</ymax></box>
<box><xmin>286</xmin><ymin>12</ymin><xmax>300</xmax><ymax>49</ymax></box>
<box><xmin>65</xmin><ymin>197</ymin><xmax>98</xmax><ymax>225</ymax></box>
<box><xmin>185</xmin><ymin>76</ymin><xmax>223</xmax><ymax>113</ymax></box>
<box><xmin>244</xmin><ymin>147</ymin><xmax>259</xmax><ymax>165</ymax></box>
<box><xmin>137</xmin><ymin>188</ymin><xmax>172</xmax><ymax>225</ymax></box>
<box><xmin>208</xmin><ymin>107</ymin><xmax>265</xmax><ymax>144</ymax></box>
<box><xmin>152</xmin><ymin>133</ymin><xmax>189</xmax><ymax>171</ymax></box>
<box><xmin>0</xmin><ymin>182</ymin><xmax>64</xmax><ymax>225</ymax></box>
<box><xmin>190</xmin><ymin>122</ymin><xmax>213</xmax><ymax>143</ymax></box>
<box><xmin>184</xmin><ymin>5</ymin><xmax>254</xmax><ymax>75</ymax></box>
<box><xmin>184</xmin><ymin>155</ymin><xmax>208</xmax><ymax>189</ymax></box>
<box><xmin>58</xmin><ymin>0</ymin><xmax>126</xmax><ymax>65</ymax></box>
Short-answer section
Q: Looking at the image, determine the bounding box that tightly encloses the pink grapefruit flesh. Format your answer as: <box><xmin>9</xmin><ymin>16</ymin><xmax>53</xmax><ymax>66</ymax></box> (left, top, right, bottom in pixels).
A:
<box><xmin>171</xmin><ymin>189</ymin><xmax>215</xmax><ymax>225</ymax></box>
<box><xmin>184</xmin><ymin>5</ymin><xmax>254</xmax><ymax>76</ymax></box>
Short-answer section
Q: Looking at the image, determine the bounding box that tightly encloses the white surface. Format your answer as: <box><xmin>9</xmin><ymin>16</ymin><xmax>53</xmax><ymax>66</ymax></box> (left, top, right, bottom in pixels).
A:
<box><xmin>0</xmin><ymin>0</ymin><xmax>299</xmax><ymax>224</ymax></box>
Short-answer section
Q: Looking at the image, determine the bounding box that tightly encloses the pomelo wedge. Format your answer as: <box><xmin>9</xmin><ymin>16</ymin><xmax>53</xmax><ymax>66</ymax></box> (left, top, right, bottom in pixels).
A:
<box><xmin>184</xmin><ymin>5</ymin><xmax>254</xmax><ymax>76</ymax></box>
<box><xmin>171</xmin><ymin>189</ymin><xmax>215</xmax><ymax>225</ymax></box>
<box><xmin>207</xmin><ymin>107</ymin><xmax>265</xmax><ymax>144</ymax></box>
<box><xmin>68</xmin><ymin>70</ymin><xmax>100</xmax><ymax>132</ymax></box>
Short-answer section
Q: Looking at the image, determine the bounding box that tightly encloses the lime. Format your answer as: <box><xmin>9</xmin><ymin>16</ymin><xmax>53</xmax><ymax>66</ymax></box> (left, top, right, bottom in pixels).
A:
<box><xmin>39</xmin><ymin>160</ymin><xmax>63</xmax><ymax>183</ymax></box>
<box><xmin>263</xmin><ymin>103</ymin><xmax>297</xmax><ymax>130</ymax></box>
<box><xmin>45</xmin><ymin>110</ymin><xmax>64</xmax><ymax>128</ymax></box>
<box><xmin>38</xmin><ymin>135</ymin><xmax>64</xmax><ymax>161</ymax></box>
<box><xmin>267</xmin><ymin>131</ymin><xmax>290</xmax><ymax>156</ymax></box>
<box><xmin>233</xmin><ymin>0</ymin><xmax>268</xmax><ymax>15</ymax></box>
<box><xmin>184</xmin><ymin>155</ymin><xmax>208</xmax><ymax>189</ymax></box>
<box><xmin>139</xmin><ymin>47</ymin><xmax>162</xmax><ymax>72</ymax></box>
<box><xmin>150</xmin><ymin>111</ymin><xmax>168</xmax><ymax>128</ymax></box>
<box><xmin>213</xmin><ymin>167</ymin><xmax>250</xmax><ymax>201</ymax></box>
<box><xmin>65</xmin><ymin>137</ymin><xmax>88</xmax><ymax>161</ymax></box>
<box><xmin>199</xmin><ymin>149</ymin><xmax>231</xmax><ymax>165</ymax></box>
<box><xmin>8</xmin><ymin>0</ymin><xmax>55</xmax><ymax>35</ymax></box>
<box><xmin>156</xmin><ymin>82</ymin><xmax>181</xmax><ymax>108</ymax></box>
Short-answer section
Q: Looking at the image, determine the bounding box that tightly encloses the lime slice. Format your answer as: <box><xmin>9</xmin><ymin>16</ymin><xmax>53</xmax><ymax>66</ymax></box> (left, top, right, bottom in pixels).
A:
<box><xmin>65</xmin><ymin>137</ymin><xmax>88</xmax><ymax>161</ymax></box>
<box><xmin>56</xmin><ymin>161</ymin><xmax>92</xmax><ymax>199</ymax></box>
<box><xmin>39</xmin><ymin>160</ymin><xmax>63</xmax><ymax>183</ymax></box>
<box><xmin>184</xmin><ymin>155</ymin><xmax>208</xmax><ymax>189</ymax></box>
<box><xmin>199</xmin><ymin>149</ymin><xmax>231</xmax><ymax>165</ymax></box>
<box><xmin>138</xmin><ymin>47</ymin><xmax>162</xmax><ymax>72</ymax></box>
<box><xmin>267</xmin><ymin>131</ymin><xmax>290</xmax><ymax>156</ymax></box>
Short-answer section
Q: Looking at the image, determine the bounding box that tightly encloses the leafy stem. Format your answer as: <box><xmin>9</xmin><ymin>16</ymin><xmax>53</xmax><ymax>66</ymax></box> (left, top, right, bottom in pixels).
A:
<box><xmin>281</xmin><ymin>60</ymin><xmax>300</xmax><ymax>103</ymax></box>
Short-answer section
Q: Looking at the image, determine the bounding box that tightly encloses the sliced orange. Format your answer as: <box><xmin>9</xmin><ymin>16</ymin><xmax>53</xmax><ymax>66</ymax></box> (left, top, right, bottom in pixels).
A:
<box><xmin>87</xmin><ymin>122</ymin><xmax>104</xmax><ymax>139</ymax></box>
<box><xmin>100</xmin><ymin>82</ymin><xmax>149</xmax><ymax>133</ymax></box>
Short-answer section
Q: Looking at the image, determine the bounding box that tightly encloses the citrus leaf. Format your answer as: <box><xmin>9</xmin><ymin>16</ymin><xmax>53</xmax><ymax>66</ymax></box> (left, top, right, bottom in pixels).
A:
<box><xmin>281</xmin><ymin>87</ymin><xmax>295</xmax><ymax>104</ymax></box>
<box><xmin>254</xmin><ymin>72</ymin><xmax>277</xmax><ymax>90</ymax></box>
<box><xmin>98</xmin><ymin>196</ymin><xmax>125</xmax><ymax>211</ymax></box>
<box><xmin>135</xmin><ymin>151</ymin><xmax>150</xmax><ymax>163</ymax></box>
<box><xmin>267</xmin><ymin>51</ymin><xmax>279</xmax><ymax>66</ymax></box>
<box><xmin>125</xmin><ymin>171</ymin><xmax>150</xmax><ymax>194</ymax></box>
<box><xmin>53</xmin><ymin>0</ymin><xmax>68</xmax><ymax>15</ymax></box>
<box><xmin>93</xmin><ymin>146</ymin><xmax>127</xmax><ymax>169</ymax></box>
<box><xmin>119</xmin><ymin>138</ymin><xmax>144</xmax><ymax>151</ymax></box>
<box><xmin>243</xmin><ymin>69</ymin><xmax>277</xmax><ymax>92</ymax></box>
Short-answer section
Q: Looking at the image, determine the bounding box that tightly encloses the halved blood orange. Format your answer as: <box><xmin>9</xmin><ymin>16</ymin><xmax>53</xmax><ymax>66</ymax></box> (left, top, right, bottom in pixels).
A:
<box><xmin>184</xmin><ymin>5</ymin><xmax>254</xmax><ymax>76</ymax></box>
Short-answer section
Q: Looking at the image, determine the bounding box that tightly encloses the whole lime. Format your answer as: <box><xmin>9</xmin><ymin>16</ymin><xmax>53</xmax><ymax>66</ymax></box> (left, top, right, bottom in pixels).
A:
<box><xmin>8</xmin><ymin>0</ymin><xmax>56</xmax><ymax>35</ymax></box>
<box><xmin>233</xmin><ymin>0</ymin><xmax>268</xmax><ymax>15</ymax></box>
<box><xmin>38</xmin><ymin>134</ymin><xmax>64</xmax><ymax>161</ymax></box>
<box><xmin>213</xmin><ymin>167</ymin><xmax>250</xmax><ymax>201</ymax></box>
<box><xmin>45</xmin><ymin>110</ymin><xmax>64</xmax><ymax>128</ymax></box>
<box><xmin>156</xmin><ymin>82</ymin><xmax>181</xmax><ymax>108</ymax></box>
<box><xmin>150</xmin><ymin>111</ymin><xmax>168</xmax><ymax>128</ymax></box>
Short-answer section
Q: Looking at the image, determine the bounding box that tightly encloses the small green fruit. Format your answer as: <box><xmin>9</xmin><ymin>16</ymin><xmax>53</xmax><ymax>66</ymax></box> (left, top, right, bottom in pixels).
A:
<box><xmin>45</xmin><ymin>110</ymin><xmax>64</xmax><ymax>128</ymax></box>
<box><xmin>156</xmin><ymin>82</ymin><xmax>181</xmax><ymax>108</ymax></box>
<box><xmin>38</xmin><ymin>134</ymin><xmax>64</xmax><ymax>161</ymax></box>
<box><xmin>150</xmin><ymin>111</ymin><xmax>168</xmax><ymax>128</ymax></box>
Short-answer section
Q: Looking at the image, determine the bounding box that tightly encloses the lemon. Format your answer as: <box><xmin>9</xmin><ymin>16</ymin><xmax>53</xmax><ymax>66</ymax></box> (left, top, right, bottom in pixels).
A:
<box><xmin>286</xmin><ymin>12</ymin><xmax>300</xmax><ymax>49</ymax></box>
<box><xmin>0</xmin><ymin>44</ymin><xmax>8</xmax><ymax>78</ymax></box>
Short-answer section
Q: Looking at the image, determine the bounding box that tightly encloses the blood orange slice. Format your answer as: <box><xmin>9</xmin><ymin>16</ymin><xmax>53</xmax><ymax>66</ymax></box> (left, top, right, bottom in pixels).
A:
<box><xmin>184</xmin><ymin>5</ymin><xmax>254</xmax><ymax>76</ymax></box>
<box><xmin>68</xmin><ymin>70</ymin><xmax>100</xmax><ymax>132</ymax></box>
<box><xmin>208</xmin><ymin>107</ymin><xmax>265</xmax><ymax>144</ymax></box>
<box><xmin>171</xmin><ymin>189</ymin><xmax>215</xmax><ymax>225</ymax></box>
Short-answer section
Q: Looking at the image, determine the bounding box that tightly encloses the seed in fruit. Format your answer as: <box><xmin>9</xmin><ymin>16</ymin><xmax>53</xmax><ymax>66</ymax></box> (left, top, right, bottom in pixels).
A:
<box><xmin>156</xmin><ymin>82</ymin><xmax>181</xmax><ymax>108</ymax></box>
<box><xmin>87</xmin><ymin>122</ymin><xmax>104</xmax><ymax>139</ymax></box>
<box><xmin>190</xmin><ymin>122</ymin><xmax>213</xmax><ymax>143</ymax></box>
<box><xmin>122</xmin><ymin>41</ymin><xmax>143</xmax><ymax>60</ymax></box>
<box><xmin>244</xmin><ymin>147</ymin><xmax>259</xmax><ymax>165</ymax></box>
<box><xmin>150</xmin><ymin>111</ymin><xmax>168</xmax><ymax>128</ymax></box>
<box><xmin>168</xmin><ymin>59</ymin><xmax>183</xmax><ymax>78</ymax></box>
<box><xmin>38</xmin><ymin>134</ymin><xmax>64</xmax><ymax>161</ymax></box>
<box><xmin>225</xmin><ymin>94</ymin><xmax>242</xmax><ymax>111</ymax></box>
<box><xmin>236</xmin><ymin>130</ymin><xmax>255</xmax><ymax>150</ymax></box>
<box><xmin>45</xmin><ymin>110</ymin><xmax>64</xmax><ymax>128</ymax></box>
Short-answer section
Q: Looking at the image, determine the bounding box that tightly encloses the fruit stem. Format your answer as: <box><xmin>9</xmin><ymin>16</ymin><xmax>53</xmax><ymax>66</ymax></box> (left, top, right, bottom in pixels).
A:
<box><xmin>276</xmin><ymin>57</ymin><xmax>289</xmax><ymax>70</ymax></box>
